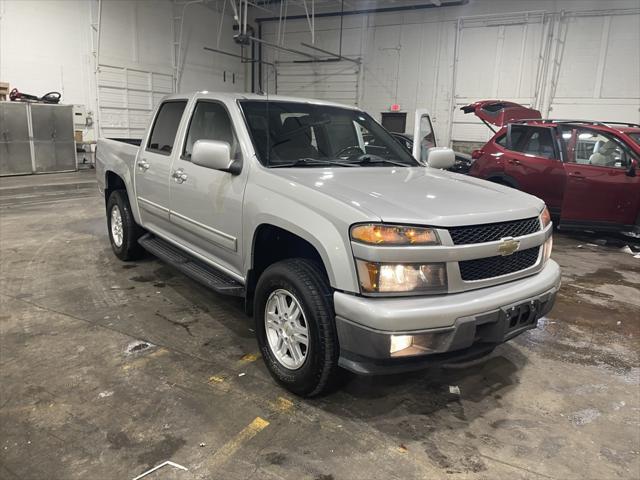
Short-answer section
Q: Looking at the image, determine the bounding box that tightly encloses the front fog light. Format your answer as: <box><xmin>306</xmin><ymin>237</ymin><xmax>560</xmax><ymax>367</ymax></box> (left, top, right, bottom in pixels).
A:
<box><xmin>356</xmin><ymin>260</ymin><xmax>447</xmax><ymax>294</ymax></box>
<box><xmin>390</xmin><ymin>332</ymin><xmax>450</xmax><ymax>357</ymax></box>
<box><xmin>390</xmin><ymin>335</ymin><xmax>413</xmax><ymax>354</ymax></box>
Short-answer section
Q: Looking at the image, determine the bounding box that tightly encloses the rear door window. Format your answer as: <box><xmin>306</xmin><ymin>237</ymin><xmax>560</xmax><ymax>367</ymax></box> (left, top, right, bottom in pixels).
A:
<box><xmin>508</xmin><ymin>125</ymin><xmax>556</xmax><ymax>159</ymax></box>
<box><xmin>146</xmin><ymin>101</ymin><xmax>187</xmax><ymax>155</ymax></box>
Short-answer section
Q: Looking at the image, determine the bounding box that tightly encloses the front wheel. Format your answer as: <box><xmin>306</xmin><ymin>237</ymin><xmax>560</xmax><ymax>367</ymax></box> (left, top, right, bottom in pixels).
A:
<box><xmin>254</xmin><ymin>259</ymin><xmax>341</xmax><ymax>397</ymax></box>
<box><xmin>106</xmin><ymin>190</ymin><xmax>145</xmax><ymax>261</ymax></box>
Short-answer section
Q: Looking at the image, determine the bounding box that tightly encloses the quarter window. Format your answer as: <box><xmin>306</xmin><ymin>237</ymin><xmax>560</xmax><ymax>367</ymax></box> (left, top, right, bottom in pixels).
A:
<box><xmin>146</xmin><ymin>101</ymin><xmax>187</xmax><ymax>155</ymax></box>
<box><xmin>184</xmin><ymin>102</ymin><xmax>239</xmax><ymax>159</ymax></box>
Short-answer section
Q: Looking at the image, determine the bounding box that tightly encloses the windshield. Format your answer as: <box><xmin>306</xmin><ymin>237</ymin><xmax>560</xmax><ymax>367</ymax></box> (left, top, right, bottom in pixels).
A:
<box><xmin>239</xmin><ymin>100</ymin><xmax>419</xmax><ymax>167</ymax></box>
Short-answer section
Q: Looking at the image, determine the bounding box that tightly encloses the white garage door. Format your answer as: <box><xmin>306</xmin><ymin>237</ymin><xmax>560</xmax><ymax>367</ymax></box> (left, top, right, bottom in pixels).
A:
<box><xmin>97</xmin><ymin>65</ymin><xmax>174</xmax><ymax>139</ymax></box>
<box><xmin>276</xmin><ymin>61</ymin><xmax>360</xmax><ymax>106</ymax></box>
<box><xmin>450</xmin><ymin>13</ymin><xmax>547</xmax><ymax>144</ymax></box>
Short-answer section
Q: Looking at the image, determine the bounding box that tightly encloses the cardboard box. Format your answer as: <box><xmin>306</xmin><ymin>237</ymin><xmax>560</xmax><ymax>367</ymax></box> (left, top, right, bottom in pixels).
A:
<box><xmin>0</xmin><ymin>82</ymin><xmax>8</xmax><ymax>101</ymax></box>
<box><xmin>74</xmin><ymin>130</ymin><xmax>83</xmax><ymax>143</ymax></box>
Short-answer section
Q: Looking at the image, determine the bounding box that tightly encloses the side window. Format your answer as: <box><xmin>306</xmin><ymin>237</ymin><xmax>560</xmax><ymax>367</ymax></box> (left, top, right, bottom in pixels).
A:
<box><xmin>495</xmin><ymin>133</ymin><xmax>507</xmax><ymax>147</ymax></box>
<box><xmin>184</xmin><ymin>102</ymin><xmax>239</xmax><ymax>160</ymax></box>
<box><xmin>509</xmin><ymin>126</ymin><xmax>556</xmax><ymax>159</ymax></box>
<box><xmin>146</xmin><ymin>101</ymin><xmax>187</xmax><ymax>155</ymax></box>
<box><xmin>572</xmin><ymin>128</ymin><xmax>633</xmax><ymax>168</ymax></box>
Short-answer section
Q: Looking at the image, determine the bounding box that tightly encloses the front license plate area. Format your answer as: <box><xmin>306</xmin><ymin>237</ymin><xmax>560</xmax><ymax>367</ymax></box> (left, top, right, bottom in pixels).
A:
<box><xmin>502</xmin><ymin>300</ymin><xmax>539</xmax><ymax>336</ymax></box>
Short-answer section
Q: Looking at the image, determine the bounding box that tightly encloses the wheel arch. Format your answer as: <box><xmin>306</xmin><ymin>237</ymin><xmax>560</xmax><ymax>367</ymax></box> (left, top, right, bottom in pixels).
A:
<box><xmin>245</xmin><ymin>223</ymin><xmax>339</xmax><ymax>315</ymax></box>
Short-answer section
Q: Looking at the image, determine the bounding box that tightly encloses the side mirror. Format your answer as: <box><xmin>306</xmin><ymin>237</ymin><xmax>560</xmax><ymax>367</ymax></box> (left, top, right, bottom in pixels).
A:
<box><xmin>426</xmin><ymin>147</ymin><xmax>455</xmax><ymax>170</ymax></box>
<box><xmin>627</xmin><ymin>158</ymin><xmax>638</xmax><ymax>177</ymax></box>
<box><xmin>471</xmin><ymin>149</ymin><xmax>483</xmax><ymax>160</ymax></box>
<box><xmin>191</xmin><ymin>140</ymin><xmax>238</xmax><ymax>174</ymax></box>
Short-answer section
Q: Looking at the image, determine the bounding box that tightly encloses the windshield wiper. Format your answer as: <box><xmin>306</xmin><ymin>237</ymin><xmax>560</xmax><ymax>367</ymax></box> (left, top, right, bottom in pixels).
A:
<box><xmin>350</xmin><ymin>154</ymin><xmax>410</xmax><ymax>167</ymax></box>
<box><xmin>270</xmin><ymin>158</ymin><xmax>357</xmax><ymax>168</ymax></box>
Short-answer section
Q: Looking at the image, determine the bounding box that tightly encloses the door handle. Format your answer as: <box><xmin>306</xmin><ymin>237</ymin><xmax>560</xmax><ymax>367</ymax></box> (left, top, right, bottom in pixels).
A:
<box><xmin>137</xmin><ymin>160</ymin><xmax>150</xmax><ymax>172</ymax></box>
<box><xmin>172</xmin><ymin>169</ymin><xmax>188</xmax><ymax>184</ymax></box>
<box><xmin>569</xmin><ymin>171</ymin><xmax>584</xmax><ymax>179</ymax></box>
<box><xmin>507</xmin><ymin>158</ymin><xmax>521</xmax><ymax>165</ymax></box>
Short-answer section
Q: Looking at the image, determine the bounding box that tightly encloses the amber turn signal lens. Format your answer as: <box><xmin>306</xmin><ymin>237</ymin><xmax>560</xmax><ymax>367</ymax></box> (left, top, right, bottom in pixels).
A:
<box><xmin>351</xmin><ymin>224</ymin><xmax>439</xmax><ymax>245</ymax></box>
<box><xmin>540</xmin><ymin>207</ymin><xmax>552</xmax><ymax>228</ymax></box>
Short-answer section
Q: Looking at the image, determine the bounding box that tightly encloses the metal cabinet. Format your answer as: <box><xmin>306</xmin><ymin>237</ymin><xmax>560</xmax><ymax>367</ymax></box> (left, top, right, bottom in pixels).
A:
<box><xmin>0</xmin><ymin>103</ymin><xmax>32</xmax><ymax>175</ymax></box>
<box><xmin>31</xmin><ymin>104</ymin><xmax>76</xmax><ymax>173</ymax></box>
<box><xmin>0</xmin><ymin>102</ymin><xmax>76</xmax><ymax>176</ymax></box>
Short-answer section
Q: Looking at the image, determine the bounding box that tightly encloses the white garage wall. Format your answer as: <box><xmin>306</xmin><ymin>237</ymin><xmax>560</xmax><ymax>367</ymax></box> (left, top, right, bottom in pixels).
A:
<box><xmin>0</xmin><ymin>0</ymin><xmax>246</xmax><ymax>140</ymax></box>
<box><xmin>258</xmin><ymin>0</ymin><xmax>640</xmax><ymax>148</ymax></box>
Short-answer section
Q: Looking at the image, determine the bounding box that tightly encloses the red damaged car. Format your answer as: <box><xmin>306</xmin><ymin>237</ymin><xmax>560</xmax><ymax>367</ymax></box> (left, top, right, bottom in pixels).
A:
<box><xmin>465</xmin><ymin>100</ymin><xmax>640</xmax><ymax>233</ymax></box>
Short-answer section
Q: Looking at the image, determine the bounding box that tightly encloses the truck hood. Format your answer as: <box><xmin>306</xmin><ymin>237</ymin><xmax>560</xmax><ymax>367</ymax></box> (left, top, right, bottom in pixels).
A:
<box><xmin>272</xmin><ymin>167</ymin><xmax>544</xmax><ymax>227</ymax></box>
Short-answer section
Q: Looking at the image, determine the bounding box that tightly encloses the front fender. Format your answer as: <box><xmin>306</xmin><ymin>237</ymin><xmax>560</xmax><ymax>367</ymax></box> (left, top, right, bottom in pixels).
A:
<box><xmin>243</xmin><ymin>181</ymin><xmax>376</xmax><ymax>293</ymax></box>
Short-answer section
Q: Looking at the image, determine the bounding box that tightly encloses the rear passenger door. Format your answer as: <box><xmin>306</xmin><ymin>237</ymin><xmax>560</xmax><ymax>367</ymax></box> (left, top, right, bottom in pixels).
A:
<box><xmin>135</xmin><ymin>100</ymin><xmax>187</xmax><ymax>233</ymax></box>
<box><xmin>168</xmin><ymin>100</ymin><xmax>248</xmax><ymax>278</ymax></box>
<box><xmin>503</xmin><ymin>124</ymin><xmax>566</xmax><ymax>213</ymax></box>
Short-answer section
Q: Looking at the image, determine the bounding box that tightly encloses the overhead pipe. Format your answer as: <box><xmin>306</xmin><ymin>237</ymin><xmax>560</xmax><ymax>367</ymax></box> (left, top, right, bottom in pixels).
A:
<box><xmin>249</xmin><ymin>36</ymin><xmax>320</xmax><ymax>60</ymax></box>
<box><xmin>299</xmin><ymin>42</ymin><xmax>360</xmax><ymax>64</ymax></box>
<box><xmin>255</xmin><ymin>0</ymin><xmax>469</xmax><ymax>23</ymax></box>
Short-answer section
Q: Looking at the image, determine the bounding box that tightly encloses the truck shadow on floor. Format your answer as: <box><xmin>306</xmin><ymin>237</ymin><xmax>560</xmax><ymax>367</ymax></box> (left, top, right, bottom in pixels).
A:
<box><xmin>317</xmin><ymin>344</ymin><xmax>526</xmax><ymax>420</ymax></box>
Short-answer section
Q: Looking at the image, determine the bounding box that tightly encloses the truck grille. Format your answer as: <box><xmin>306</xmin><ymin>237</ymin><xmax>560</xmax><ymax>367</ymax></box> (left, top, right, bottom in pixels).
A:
<box><xmin>448</xmin><ymin>217</ymin><xmax>541</xmax><ymax>245</ymax></box>
<box><xmin>459</xmin><ymin>247</ymin><xmax>540</xmax><ymax>281</ymax></box>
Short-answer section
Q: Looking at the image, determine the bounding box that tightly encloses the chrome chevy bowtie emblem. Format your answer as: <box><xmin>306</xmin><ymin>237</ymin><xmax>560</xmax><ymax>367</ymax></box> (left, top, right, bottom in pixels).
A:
<box><xmin>498</xmin><ymin>237</ymin><xmax>520</xmax><ymax>256</ymax></box>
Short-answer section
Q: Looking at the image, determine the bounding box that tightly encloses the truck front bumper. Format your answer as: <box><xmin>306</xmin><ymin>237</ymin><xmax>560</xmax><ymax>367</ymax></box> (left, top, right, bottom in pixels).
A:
<box><xmin>334</xmin><ymin>260</ymin><xmax>561</xmax><ymax>375</ymax></box>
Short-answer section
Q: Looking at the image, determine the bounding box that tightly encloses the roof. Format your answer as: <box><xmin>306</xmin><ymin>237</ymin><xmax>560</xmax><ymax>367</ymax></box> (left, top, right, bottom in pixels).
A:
<box><xmin>514</xmin><ymin>119</ymin><xmax>640</xmax><ymax>135</ymax></box>
<box><xmin>160</xmin><ymin>91</ymin><xmax>362</xmax><ymax>111</ymax></box>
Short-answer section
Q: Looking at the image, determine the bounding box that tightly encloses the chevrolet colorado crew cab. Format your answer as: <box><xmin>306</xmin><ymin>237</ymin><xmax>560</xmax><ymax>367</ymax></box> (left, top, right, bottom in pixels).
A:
<box><xmin>96</xmin><ymin>92</ymin><xmax>560</xmax><ymax>396</ymax></box>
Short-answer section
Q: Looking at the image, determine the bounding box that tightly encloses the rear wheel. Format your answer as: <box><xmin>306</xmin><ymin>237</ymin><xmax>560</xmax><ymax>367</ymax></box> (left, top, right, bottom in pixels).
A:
<box><xmin>254</xmin><ymin>258</ymin><xmax>341</xmax><ymax>397</ymax></box>
<box><xmin>106</xmin><ymin>190</ymin><xmax>145</xmax><ymax>261</ymax></box>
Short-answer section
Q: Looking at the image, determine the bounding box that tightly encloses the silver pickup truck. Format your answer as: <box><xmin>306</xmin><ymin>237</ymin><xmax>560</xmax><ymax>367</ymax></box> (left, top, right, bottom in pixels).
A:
<box><xmin>96</xmin><ymin>91</ymin><xmax>560</xmax><ymax>396</ymax></box>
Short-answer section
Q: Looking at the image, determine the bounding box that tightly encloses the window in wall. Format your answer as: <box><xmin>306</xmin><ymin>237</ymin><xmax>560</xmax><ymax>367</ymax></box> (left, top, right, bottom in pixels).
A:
<box><xmin>184</xmin><ymin>102</ymin><xmax>239</xmax><ymax>160</ymax></box>
<box><xmin>146</xmin><ymin>101</ymin><xmax>187</xmax><ymax>155</ymax></box>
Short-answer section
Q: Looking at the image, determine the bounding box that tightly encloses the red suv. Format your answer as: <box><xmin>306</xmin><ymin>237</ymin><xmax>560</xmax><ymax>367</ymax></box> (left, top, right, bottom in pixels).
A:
<box><xmin>465</xmin><ymin>100</ymin><xmax>640</xmax><ymax>233</ymax></box>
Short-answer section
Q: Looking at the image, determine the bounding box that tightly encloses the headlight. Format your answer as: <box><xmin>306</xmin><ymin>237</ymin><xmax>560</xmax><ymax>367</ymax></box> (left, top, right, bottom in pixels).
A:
<box><xmin>351</xmin><ymin>224</ymin><xmax>440</xmax><ymax>245</ymax></box>
<box><xmin>539</xmin><ymin>206</ymin><xmax>551</xmax><ymax>228</ymax></box>
<box><xmin>356</xmin><ymin>260</ymin><xmax>447</xmax><ymax>294</ymax></box>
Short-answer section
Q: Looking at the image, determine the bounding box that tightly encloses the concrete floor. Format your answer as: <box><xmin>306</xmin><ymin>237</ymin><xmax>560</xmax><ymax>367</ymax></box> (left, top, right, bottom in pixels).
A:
<box><xmin>1</xmin><ymin>171</ymin><xmax>638</xmax><ymax>480</ymax></box>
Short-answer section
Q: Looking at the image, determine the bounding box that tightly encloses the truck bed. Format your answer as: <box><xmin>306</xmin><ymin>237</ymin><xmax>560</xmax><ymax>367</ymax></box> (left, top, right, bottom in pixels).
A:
<box><xmin>95</xmin><ymin>137</ymin><xmax>140</xmax><ymax>194</ymax></box>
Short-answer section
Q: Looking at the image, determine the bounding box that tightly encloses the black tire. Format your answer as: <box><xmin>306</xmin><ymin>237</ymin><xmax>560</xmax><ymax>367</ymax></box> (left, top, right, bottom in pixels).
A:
<box><xmin>106</xmin><ymin>190</ymin><xmax>145</xmax><ymax>261</ymax></box>
<box><xmin>254</xmin><ymin>258</ymin><xmax>341</xmax><ymax>397</ymax></box>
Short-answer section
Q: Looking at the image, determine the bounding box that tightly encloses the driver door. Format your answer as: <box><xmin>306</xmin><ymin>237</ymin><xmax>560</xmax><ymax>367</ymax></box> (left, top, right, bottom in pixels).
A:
<box><xmin>561</xmin><ymin>127</ymin><xmax>640</xmax><ymax>228</ymax></box>
<box><xmin>167</xmin><ymin>99</ymin><xmax>248</xmax><ymax>277</ymax></box>
<box><xmin>412</xmin><ymin>109</ymin><xmax>435</xmax><ymax>163</ymax></box>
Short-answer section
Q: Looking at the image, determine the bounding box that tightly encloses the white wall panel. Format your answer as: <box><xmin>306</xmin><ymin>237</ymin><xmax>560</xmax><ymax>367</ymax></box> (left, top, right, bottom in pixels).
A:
<box><xmin>555</xmin><ymin>17</ymin><xmax>604</xmax><ymax>99</ymax></box>
<box><xmin>601</xmin><ymin>16</ymin><xmax>640</xmax><ymax>99</ymax></box>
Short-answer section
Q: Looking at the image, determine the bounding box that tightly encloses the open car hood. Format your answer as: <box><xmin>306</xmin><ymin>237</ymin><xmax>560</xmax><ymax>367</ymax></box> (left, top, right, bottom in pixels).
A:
<box><xmin>461</xmin><ymin>100</ymin><xmax>541</xmax><ymax>127</ymax></box>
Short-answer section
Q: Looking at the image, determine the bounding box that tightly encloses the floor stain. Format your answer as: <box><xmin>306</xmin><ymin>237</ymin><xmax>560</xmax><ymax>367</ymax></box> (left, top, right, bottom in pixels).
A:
<box><xmin>155</xmin><ymin>311</ymin><xmax>198</xmax><ymax>336</ymax></box>
<box><xmin>136</xmin><ymin>434</ymin><xmax>187</xmax><ymax>468</ymax></box>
